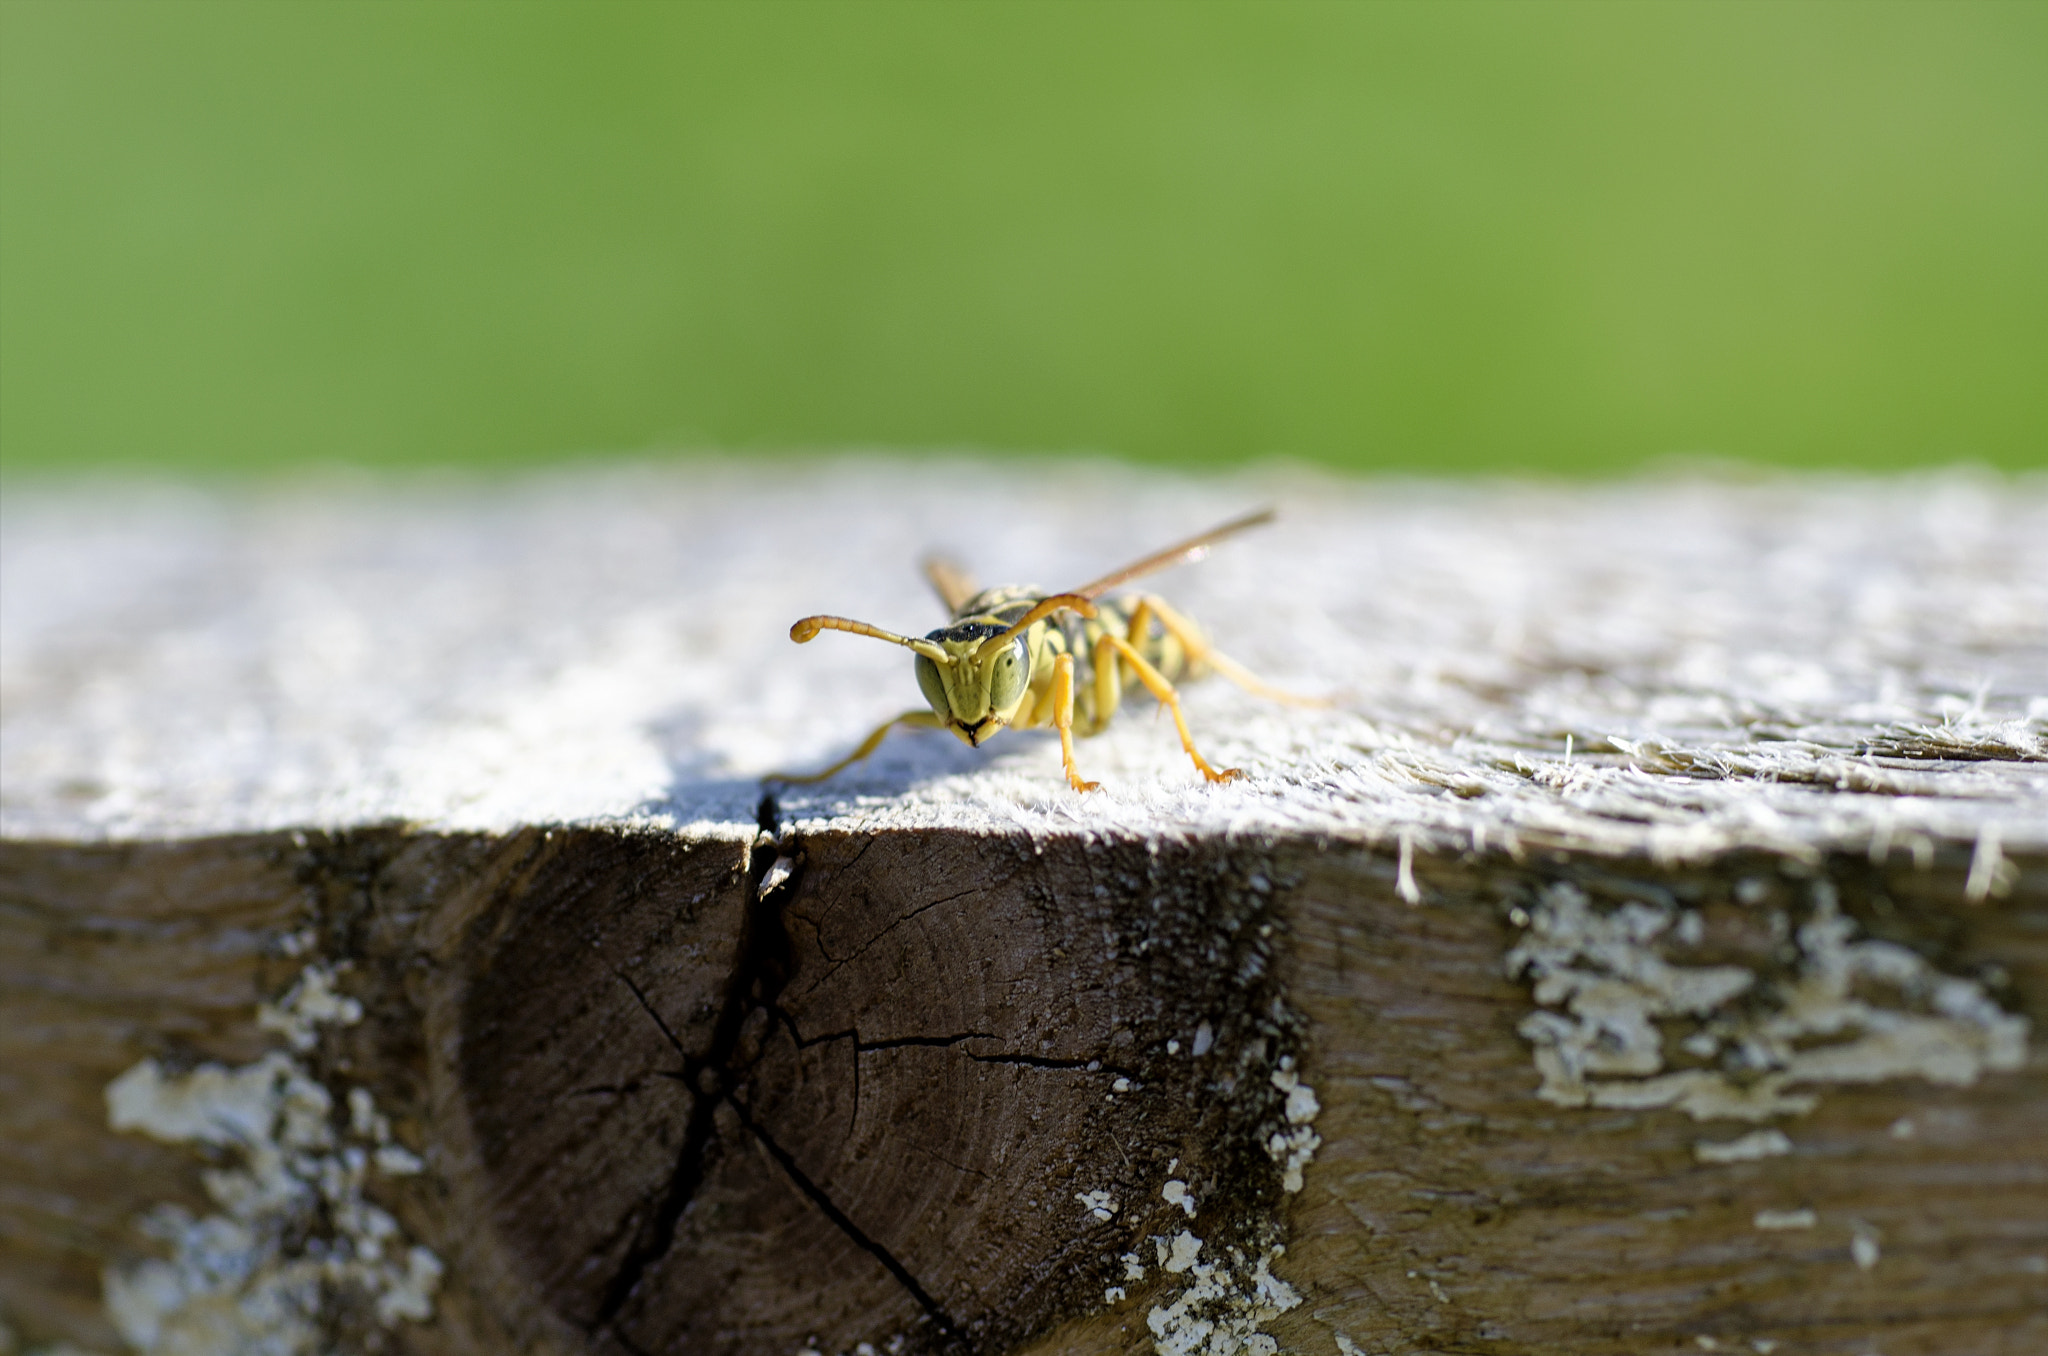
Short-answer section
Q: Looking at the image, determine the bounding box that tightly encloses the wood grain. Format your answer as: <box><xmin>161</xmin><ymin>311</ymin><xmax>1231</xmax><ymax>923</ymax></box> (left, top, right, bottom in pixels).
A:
<box><xmin>7</xmin><ymin>827</ymin><xmax>2040</xmax><ymax>1354</ymax></box>
<box><xmin>4</xmin><ymin>465</ymin><xmax>2043</xmax><ymax>1353</ymax></box>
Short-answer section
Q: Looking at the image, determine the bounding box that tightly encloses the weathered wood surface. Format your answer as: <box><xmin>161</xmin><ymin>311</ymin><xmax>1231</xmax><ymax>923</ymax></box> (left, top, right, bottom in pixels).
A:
<box><xmin>2</xmin><ymin>461</ymin><xmax>2044</xmax><ymax>1356</ymax></box>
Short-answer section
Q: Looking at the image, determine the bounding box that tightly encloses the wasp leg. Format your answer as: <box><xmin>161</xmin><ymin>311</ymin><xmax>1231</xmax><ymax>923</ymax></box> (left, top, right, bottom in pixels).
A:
<box><xmin>1128</xmin><ymin>594</ymin><xmax>1327</xmax><ymax>707</ymax></box>
<box><xmin>765</xmin><ymin>710</ymin><xmax>944</xmax><ymax>785</ymax></box>
<box><xmin>1099</xmin><ymin>633</ymin><xmax>1242</xmax><ymax>784</ymax></box>
<box><xmin>1085</xmin><ymin>631</ymin><xmax>1125</xmax><ymax>737</ymax></box>
<box><xmin>1053</xmin><ymin>652</ymin><xmax>1101</xmax><ymax>792</ymax></box>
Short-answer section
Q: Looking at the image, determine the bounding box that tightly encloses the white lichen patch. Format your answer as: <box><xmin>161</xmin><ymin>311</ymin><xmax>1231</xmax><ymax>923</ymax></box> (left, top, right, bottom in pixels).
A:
<box><xmin>1695</xmin><ymin>1129</ymin><xmax>1793</xmax><ymax>1164</ymax></box>
<box><xmin>1076</xmin><ymin>1189</ymin><xmax>1119</xmax><ymax>1223</ymax></box>
<box><xmin>254</xmin><ymin>964</ymin><xmax>363</xmax><ymax>1052</ymax></box>
<box><xmin>1509</xmin><ymin>882</ymin><xmax>2027</xmax><ymax>1126</ymax></box>
<box><xmin>1264</xmin><ymin>1060</ymin><xmax>1322</xmax><ymax>1193</ymax></box>
<box><xmin>1850</xmin><ymin>1223</ymin><xmax>1882</xmax><ymax>1271</ymax></box>
<box><xmin>1100</xmin><ymin>1048</ymin><xmax>1317</xmax><ymax>1348</ymax></box>
<box><xmin>1753</xmin><ymin>1208</ymin><xmax>1817</xmax><ymax>1231</ymax></box>
<box><xmin>1145</xmin><ymin>1238</ymin><xmax>1302</xmax><ymax>1356</ymax></box>
<box><xmin>1159</xmin><ymin>1231</ymin><xmax>1204</xmax><ymax>1274</ymax></box>
<box><xmin>102</xmin><ymin>963</ymin><xmax>440</xmax><ymax>1354</ymax></box>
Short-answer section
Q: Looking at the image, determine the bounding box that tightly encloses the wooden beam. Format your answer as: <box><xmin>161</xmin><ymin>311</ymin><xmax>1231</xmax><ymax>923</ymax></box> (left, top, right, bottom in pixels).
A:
<box><xmin>3</xmin><ymin>464</ymin><xmax>2042</xmax><ymax>1355</ymax></box>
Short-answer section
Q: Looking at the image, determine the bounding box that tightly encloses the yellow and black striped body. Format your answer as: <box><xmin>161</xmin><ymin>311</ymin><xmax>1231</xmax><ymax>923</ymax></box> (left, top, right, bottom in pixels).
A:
<box><xmin>939</xmin><ymin>585</ymin><xmax>1207</xmax><ymax>739</ymax></box>
<box><xmin>775</xmin><ymin>507</ymin><xmax>1291</xmax><ymax>791</ymax></box>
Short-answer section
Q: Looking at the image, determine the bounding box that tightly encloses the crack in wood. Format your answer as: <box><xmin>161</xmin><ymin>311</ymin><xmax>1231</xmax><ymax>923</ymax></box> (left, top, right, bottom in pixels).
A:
<box><xmin>562</xmin><ymin>1080</ymin><xmax>644</xmax><ymax>1100</ymax></box>
<box><xmin>812</xmin><ymin>884</ymin><xmax>993</xmax><ymax>970</ymax></box>
<box><xmin>585</xmin><ymin>795</ymin><xmax>987</xmax><ymax>1346</ymax></box>
<box><xmin>963</xmin><ymin>1051</ymin><xmax>1140</xmax><ymax>1078</ymax></box>
<box><xmin>727</xmin><ymin>1091</ymin><xmax>965</xmax><ymax>1348</ymax></box>
<box><xmin>10</xmin><ymin>810</ymin><xmax>2036</xmax><ymax>1353</ymax></box>
<box><xmin>858</xmin><ymin>1031</ymin><xmax>1001</xmax><ymax>1053</ymax></box>
<box><xmin>584</xmin><ymin>1018</ymin><xmax>725</xmax><ymax>1331</ymax></box>
<box><xmin>587</xmin><ymin>821</ymin><xmax>793</xmax><ymax>1334</ymax></box>
<box><xmin>614</xmin><ymin>970</ymin><xmax>692</xmax><ymax>1064</ymax></box>
<box><xmin>784</xmin><ymin>1015</ymin><xmax>1143</xmax><ymax>1133</ymax></box>
<box><xmin>792</xmin><ymin>1027</ymin><xmax>1000</xmax><ymax>1053</ymax></box>
<box><xmin>909</xmin><ymin>1141</ymin><xmax>997</xmax><ymax>1182</ymax></box>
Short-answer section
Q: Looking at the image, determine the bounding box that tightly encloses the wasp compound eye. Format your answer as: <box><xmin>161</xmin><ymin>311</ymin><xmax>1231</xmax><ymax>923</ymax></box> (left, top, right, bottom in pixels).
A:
<box><xmin>987</xmin><ymin>638</ymin><xmax>1030</xmax><ymax>711</ymax></box>
<box><xmin>914</xmin><ymin>653</ymin><xmax>950</xmax><ymax>715</ymax></box>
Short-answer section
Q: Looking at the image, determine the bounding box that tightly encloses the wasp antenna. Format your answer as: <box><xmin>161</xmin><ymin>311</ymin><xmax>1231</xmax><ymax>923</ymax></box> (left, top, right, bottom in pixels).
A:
<box><xmin>990</xmin><ymin>593</ymin><xmax>1098</xmax><ymax>648</ymax></box>
<box><xmin>790</xmin><ymin>614</ymin><xmax>917</xmax><ymax>647</ymax></box>
<box><xmin>789</xmin><ymin>615</ymin><xmax>956</xmax><ymax>663</ymax></box>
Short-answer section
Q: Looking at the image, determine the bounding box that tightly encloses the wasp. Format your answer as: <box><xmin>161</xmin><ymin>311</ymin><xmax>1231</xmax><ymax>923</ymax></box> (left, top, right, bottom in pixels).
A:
<box><xmin>771</xmin><ymin>508</ymin><xmax>1311</xmax><ymax>792</ymax></box>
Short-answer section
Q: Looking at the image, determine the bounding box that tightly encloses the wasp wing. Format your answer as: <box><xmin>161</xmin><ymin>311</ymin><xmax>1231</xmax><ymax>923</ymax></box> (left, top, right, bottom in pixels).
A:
<box><xmin>921</xmin><ymin>554</ymin><xmax>981</xmax><ymax>614</ymax></box>
<box><xmin>1070</xmin><ymin>507</ymin><xmax>1277</xmax><ymax>600</ymax></box>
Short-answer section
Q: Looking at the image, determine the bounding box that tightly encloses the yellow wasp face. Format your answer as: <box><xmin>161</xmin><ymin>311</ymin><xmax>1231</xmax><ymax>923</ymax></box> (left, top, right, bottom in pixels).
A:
<box><xmin>913</xmin><ymin>624</ymin><xmax>1032</xmax><ymax>746</ymax></box>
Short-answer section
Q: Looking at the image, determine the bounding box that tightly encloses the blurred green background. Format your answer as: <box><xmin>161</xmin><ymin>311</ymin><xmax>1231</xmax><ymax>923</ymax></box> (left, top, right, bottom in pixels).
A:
<box><xmin>2</xmin><ymin>0</ymin><xmax>2042</xmax><ymax>478</ymax></box>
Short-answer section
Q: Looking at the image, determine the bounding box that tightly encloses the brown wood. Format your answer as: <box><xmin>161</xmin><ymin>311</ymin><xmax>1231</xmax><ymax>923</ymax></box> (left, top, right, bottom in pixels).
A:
<box><xmin>5</xmin><ymin>468</ymin><xmax>2043</xmax><ymax>1352</ymax></box>
<box><xmin>5</xmin><ymin>822</ymin><xmax>2041</xmax><ymax>1355</ymax></box>
<box><xmin>1269</xmin><ymin>846</ymin><xmax>2047</xmax><ymax>1356</ymax></box>
<box><xmin>1</xmin><ymin>837</ymin><xmax>306</xmax><ymax>1346</ymax></box>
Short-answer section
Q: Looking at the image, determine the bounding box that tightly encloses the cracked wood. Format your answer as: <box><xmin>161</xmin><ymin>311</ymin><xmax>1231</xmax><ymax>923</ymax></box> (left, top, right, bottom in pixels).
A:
<box><xmin>6</xmin><ymin>824</ymin><xmax>2041</xmax><ymax>1355</ymax></box>
<box><xmin>4</xmin><ymin>466</ymin><xmax>2044</xmax><ymax>1354</ymax></box>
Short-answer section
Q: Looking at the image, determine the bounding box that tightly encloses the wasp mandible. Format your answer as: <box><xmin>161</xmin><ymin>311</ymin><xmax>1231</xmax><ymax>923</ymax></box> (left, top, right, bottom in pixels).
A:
<box><xmin>771</xmin><ymin>509</ymin><xmax>1313</xmax><ymax>792</ymax></box>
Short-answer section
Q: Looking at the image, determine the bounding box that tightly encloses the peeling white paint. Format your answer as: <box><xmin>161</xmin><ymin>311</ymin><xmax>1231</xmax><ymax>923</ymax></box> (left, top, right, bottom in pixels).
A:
<box><xmin>253</xmin><ymin>964</ymin><xmax>362</xmax><ymax>1051</ymax></box>
<box><xmin>101</xmin><ymin>964</ymin><xmax>440</xmax><ymax>1354</ymax></box>
<box><xmin>1075</xmin><ymin>1189</ymin><xmax>1118</xmax><ymax>1223</ymax></box>
<box><xmin>1695</xmin><ymin>1129</ymin><xmax>1793</xmax><ymax>1164</ymax></box>
<box><xmin>1849</xmin><ymin>1223</ymin><xmax>1882</xmax><ymax>1271</ymax></box>
<box><xmin>1264</xmin><ymin>1061</ymin><xmax>1323</xmax><ymax>1193</ymax></box>
<box><xmin>1754</xmin><ymin>1208</ymin><xmax>1817</xmax><ymax>1231</ymax></box>
<box><xmin>1137</xmin><ymin>1052</ymin><xmax>1316</xmax><ymax>1356</ymax></box>
<box><xmin>1509</xmin><ymin>883</ymin><xmax>2028</xmax><ymax>1128</ymax></box>
<box><xmin>1159</xmin><ymin>1231</ymin><xmax>1203</xmax><ymax>1274</ymax></box>
<box><xmin>1145</xmin><ymin>1240</ymin><xmax>1301</xmax><ymax>1356</ymax></box>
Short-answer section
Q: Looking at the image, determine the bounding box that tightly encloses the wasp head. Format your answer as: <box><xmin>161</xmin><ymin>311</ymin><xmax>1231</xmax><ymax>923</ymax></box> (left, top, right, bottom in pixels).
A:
<box><xmin>913</xmin><ymin>625</ymin><xmax>1032</xmax><ymax>747</ymax></box>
